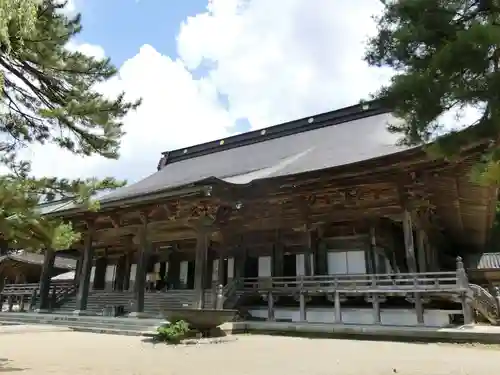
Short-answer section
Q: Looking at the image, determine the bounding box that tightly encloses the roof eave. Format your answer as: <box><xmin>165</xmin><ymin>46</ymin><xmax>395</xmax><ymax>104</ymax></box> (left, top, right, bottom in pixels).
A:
<box><xmin>44</xmin><ymin>183</ymin><xmax>213</xmax><ymax>219</ymax></box>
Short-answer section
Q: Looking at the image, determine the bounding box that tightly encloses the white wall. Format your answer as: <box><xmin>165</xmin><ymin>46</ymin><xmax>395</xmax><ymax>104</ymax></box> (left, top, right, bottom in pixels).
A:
<box><xmin>105</xmin><ymin>265</ymin><xmax>116</xmax><ymax>285</ymax></box>
<box><xmin>296</xmin><ymin>253</ymin><xmax>315</xmax><ymax>276</ymax></box>
<box><xmin>258</xmin><ymin>256</ymin><xmax>272</xmax><ymax>277</ymax></box>
<box><xmin>227</xmin><ymin>257</ymin><xmax>234</xmax><ymax>280</ymax></box>
<box><xmin>248</xmin><ymin>307</ymin><xmax>457</xmax><ymax>328</ymax></box>
<box><xmin>179</xmin><ymin>261</ymin><xmax>189</xmax><ymax>286</ymax></box>
<box><xmin>89</xmin><ymin>266</ymin><xmax>96</xmax><ymax>289</ymax></box>
<box><xmin>128</xmin><ymin>264</ymin><xmax>136</xmax><ymax>291</ymax></box>
<box><xmin>212</xmin><ymin>259</ymin><xmax>219</xmax><ymax>283</ymax></box>
<box><xmin>327</xmin><ymin>250</ymin><xmax>366</xmax><ymax>274</ymax></box>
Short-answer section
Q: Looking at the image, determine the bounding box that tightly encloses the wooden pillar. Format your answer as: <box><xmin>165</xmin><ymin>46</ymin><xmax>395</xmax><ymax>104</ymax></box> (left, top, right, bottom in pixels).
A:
<box><xmin>122</xmin><ymin>252</ymin><xmax>131</xmax><ymax>291</ymax></box>
<box><xmin>402</xmin><ymin>210</ymin><xmax>417</xmax><ymax>273</ymax></box>
<box><xmin>456</xmin><ymin>256</ymin><xmax>473</xmax><ymax>324</ymax></box>
<box><xmin>75</xmin><ymin>228</ymin><xmax>94</xmax><ymax>312</ymax></box>
<box><xmin>273</xmin><ymin>234</ymin><xmax>284</xmax><ymax>277</ymax></box>
<box><xmin>316</xmin><ymin>228</ymin><xmax>327</xmax><ymax>275</ymax></box>
<box><xmin>205</xmin><ymin>248</ymin><xmax>215</xmax><ymax>289</ymax></box>
<box><xmin>194</xmin><ymin>226</ymin><xmax>210</xmax><ymax>309</ymax></box>
<box><xmin>167</xmin><ymin>250</ymin><xmax>180</xmax><ymax>289</ymax></box>
<box><xmin>217</xmin><ymin>250</ymin><xmax>225</xmax><ymax>286</ymax></box>
<box><xmin>304</xmin><ymin>229</ymin><xmax>313</xmax><ymax>276</ymax></box>
<box><xmin>369</xmin><ymin>226</ymin><xmax>377</xmax><ymax>273</ymax></box>
<box><xmin>234</xmin><ymin>243</ymin><xmax>246</xmax><ymax>279</ymax></box>
<box><xmin>74</xmin><ymin>250</ymin><xmax>84</xmax><ymax>285</ymax></box>
<box><xmin>38</xmin><ymin>248</ymin><xmax>55</xmax><ymax>310</ymax></box>
<box><xmin>417</xmin><ymin>229</ymin><xmax>427</xmax><ymax>273</ymax></box>
<box><xmin>131</xmin><ymin>217</ymin><xmax>150</xmax><ymax>315</ymax></box>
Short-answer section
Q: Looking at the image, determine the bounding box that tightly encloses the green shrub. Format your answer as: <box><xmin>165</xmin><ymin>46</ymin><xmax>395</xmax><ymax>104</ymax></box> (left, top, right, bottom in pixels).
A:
<box><xmin>155</xmin><ymin>319</ymin><xmax>190</xmax><ymax>344</ymax></box>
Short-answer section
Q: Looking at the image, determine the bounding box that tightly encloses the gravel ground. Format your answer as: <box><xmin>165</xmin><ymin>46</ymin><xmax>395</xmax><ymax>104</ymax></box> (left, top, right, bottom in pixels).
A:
<box><xmin>0</xmin><ymin>329</ymin><xmax>498</xmax><ymax>375</ymax></box>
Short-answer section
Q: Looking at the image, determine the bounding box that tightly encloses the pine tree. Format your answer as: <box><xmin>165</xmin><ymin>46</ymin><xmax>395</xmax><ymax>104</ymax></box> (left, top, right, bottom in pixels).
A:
<box><xmin>365</xmin><ymin>0</ymin><xmax>500</xmax><ymax>183</ymax></box>
<box><xmin>0</xmin><ymin>0</ymin><xmax>141</xmax><ymax>251</ymax></box>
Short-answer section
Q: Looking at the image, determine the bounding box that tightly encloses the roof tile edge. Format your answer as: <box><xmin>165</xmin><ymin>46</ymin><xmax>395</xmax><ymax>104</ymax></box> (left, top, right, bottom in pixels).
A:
<box><xmin>158</xmin><ymin>99</ymin><xmax>388</xmax><ymax>169</ymax></box>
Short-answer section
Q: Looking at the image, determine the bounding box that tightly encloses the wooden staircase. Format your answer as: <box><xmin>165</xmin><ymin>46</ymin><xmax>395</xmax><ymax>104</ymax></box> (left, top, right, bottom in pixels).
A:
<box><xmin>55</xmin><ymin>289</ymin><xmax>215</xmax><ymax>316</ymax></box>
<box><xmin>1</xmin><ymin>281</ymin><xmax>76</xmax><ymax>311</ymax></box>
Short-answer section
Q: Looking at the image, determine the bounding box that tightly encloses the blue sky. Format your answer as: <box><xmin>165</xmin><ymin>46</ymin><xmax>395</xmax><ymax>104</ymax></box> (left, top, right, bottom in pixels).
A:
<box><xmin>73</xmin><ymin>0</ymin><xmax>251</xmax><ymax>134</ymax></box>
<box><xmin>75</xmin><ymin>0</ymin><xmax>208</xmax><ymax>67</ymax></box>
<box><xmin>31</xmin><ymin>1</ymin><xmax>390</xmax><ymax>181</ymax></box>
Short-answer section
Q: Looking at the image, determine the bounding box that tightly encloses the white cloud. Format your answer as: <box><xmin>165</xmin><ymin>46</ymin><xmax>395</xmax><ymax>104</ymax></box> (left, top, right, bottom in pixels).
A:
<box><xmin>178</xmin><ymin>0</ymin><xmax>389</xmax><ymax>129</ymax></box>
<box><xmin>66</xmin><ymin>41</ymin><xmax>105</xmax><ymax>59</ymax></box>
<box><xmin>55</xmin><ymin>0</ymin><xmax>77</xmax><ymax>15</ymax></box>
<box><xmin>27</xmin><ymin>0</ymin><xmax>391</xmax><ymax>183</ymax></box>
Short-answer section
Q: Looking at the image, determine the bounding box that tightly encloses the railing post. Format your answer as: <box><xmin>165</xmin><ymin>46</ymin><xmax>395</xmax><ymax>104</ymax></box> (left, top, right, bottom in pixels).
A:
<box><xmin>334</xmin><ymin>291</ymin><xmax>342</xmax><ymax>323</ymax></box>
<box><xmin>413</xmin><ymin>275</ymin><xmax>424</xmax><ymax>325</ymax></box>
<box><xmin>370</xmin><ymin>275</ymin><xmax>381</xmax><ymax>325</ymax></box>
<box><xmin>50</xmin><ymin>287</ymin><xmax>57</xmax><ymax>310</ymax></box>
<box><xmin>215</xmin><ymin>284</ymin><xmax>224</xmax><ymax>310</ymax></box>
<box><xmin>7</xmin><ymin>295</ymin><xmax>13</xmax><ymax>312</ymax></box>
<box><xmin>267</xmin><ymin>291</ymin><xmax>275</xmax><ymax>321</ymax></box>
<box><xmin>18</xmin><ymin>295</ymin><xmax>25</xmax><ymax>312</ymax></box>
<box><xmin>29</xmin><ymin>289</ymin><xmax>37</xmax><ymax>311</ymax></box>
<box><xmin>211</xmin><ymin>281</ymin><xmax>217</xmax><ymax>309</ymax></box>
<box><xmin>299</xmin><ymin>293</ymin><xmax>307</xmax><ymax>322</ymax></box>
<box><xmin>299</xmin><ymin>276</ymin><xmax>307</xmax><ymax>322</ymax></box>
<box><xmin>456</xmin><ymin>256</ymin><xmax>473</xmax><ymax>324</ymax></box>
<box><xmin>372</xmin><ymin>294</ymin><xmax>381</xmax><ymax>324</ymax></box>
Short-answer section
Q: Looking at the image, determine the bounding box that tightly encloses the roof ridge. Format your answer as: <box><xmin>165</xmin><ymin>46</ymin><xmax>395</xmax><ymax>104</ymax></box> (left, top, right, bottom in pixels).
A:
<box><xmin>157</xmin><ymin>99</ymin><xmax>388</xmax><ymax>169</ymax></box>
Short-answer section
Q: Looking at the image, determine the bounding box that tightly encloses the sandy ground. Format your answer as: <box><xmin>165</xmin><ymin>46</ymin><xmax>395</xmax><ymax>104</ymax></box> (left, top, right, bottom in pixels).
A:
<box><xmin>0</xmin><ymin>327</ymin><xmax>498</xmax><ymax>375</ymax></box>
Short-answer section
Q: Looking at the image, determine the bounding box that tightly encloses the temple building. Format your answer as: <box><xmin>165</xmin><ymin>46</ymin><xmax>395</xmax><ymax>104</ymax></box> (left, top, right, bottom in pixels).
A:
<box><xmin>0</xmin><ymin>252</ymin><xmax>76</xmax><ymax>286</ymax></box>
<box><xmin>1</xmin><ymin>100</ymin><xmax>499</xmax><ymax>326</ymax></box>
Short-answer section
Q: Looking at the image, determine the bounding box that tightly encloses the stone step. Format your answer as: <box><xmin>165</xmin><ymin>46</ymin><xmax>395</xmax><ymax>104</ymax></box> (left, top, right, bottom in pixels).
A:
<box><xmin>69</xmin><ymin>326</ymin><xmax>156</xmax><ymax>337</ymax></box>
<box><xmin>55</xmin><ymin>292</ymin><xmax>204</xmax><ymax>315</ymax></box>
<box><xmin>0</xmin><ymin>312</ymin><xmax>164</xmax><ymax>325</ymax></box>
<box><xmin>0</xmin><ymin>312</ymin><xmax>165</xmax><ymax>336</ymax></box>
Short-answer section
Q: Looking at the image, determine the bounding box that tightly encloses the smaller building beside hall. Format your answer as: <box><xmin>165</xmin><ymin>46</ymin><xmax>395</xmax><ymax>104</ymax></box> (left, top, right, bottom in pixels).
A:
<box><xmin>0</xmin><ymin>252</ymin><xmax>76</xmax><ymax>286</ymax></box>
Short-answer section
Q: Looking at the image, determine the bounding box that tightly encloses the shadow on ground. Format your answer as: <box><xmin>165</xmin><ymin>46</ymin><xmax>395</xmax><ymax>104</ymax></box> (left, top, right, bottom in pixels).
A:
<box><xmin>0</xmin><ymin>358</ymin><xmax>25</xmax><ymax>372</ymax></box>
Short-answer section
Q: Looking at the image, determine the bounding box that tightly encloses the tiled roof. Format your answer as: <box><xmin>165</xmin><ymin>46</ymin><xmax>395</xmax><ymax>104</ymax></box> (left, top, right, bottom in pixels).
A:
<box><xmin>466</xmin><ymin>252</ymin><xmax>500</xmax><ymax>269</ymax></box>
<box><xmin>51</xmin><ymin>271</ymin><xmax>75</xmax><ymax>280</ymax></box>
<box><xmin>0</xmin><ymin>253</ymin><xmax>76</xmax><ymax>270</ymax></box>
<box><xmin>99</xmin><ymin>102</ymin><xmax>408</xmax><ymax>205</ymax></box>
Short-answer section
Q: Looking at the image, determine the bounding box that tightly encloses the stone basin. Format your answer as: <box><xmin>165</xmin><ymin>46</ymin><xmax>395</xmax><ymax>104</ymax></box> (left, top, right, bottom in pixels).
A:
<box><xmin>161</xmin><ymin>308</ymin><xmax>239</xmax><ymax>332</ymax></box>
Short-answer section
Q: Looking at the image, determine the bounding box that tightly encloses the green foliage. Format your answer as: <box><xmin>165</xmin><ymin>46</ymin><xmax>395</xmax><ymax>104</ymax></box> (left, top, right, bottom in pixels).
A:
<box><xmin>0</xmin><ymin>0</ymin><xmax>141</xmax><ymax>251</ymax></box>
<box><xmin>0</xmin><ymin>0</ymin><xmax>38</xmax><ymax>55</ymax></box>
<box><xmin>155</xmin><ymin>320</ymin><xmax>190</xmax><ymax>344</ymax></box>
<box><xmin>365</xmin><ymin>0</ymin><xmax>500</xmax><ymax>183</ymax></box>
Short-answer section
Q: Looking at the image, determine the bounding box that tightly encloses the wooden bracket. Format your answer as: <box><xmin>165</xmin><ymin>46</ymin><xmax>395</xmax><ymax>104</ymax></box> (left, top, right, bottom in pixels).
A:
<box><xmin>214</xmin><ymin>205</ymin><xmax>233</xmax><ymax>225</ymax></box>
<box><xmin>138</xmin><ymin>209</ymin><xmax>152</xmax><ymax>225</ymax></box>
<box><xmin>108</xmin><ymin>214</ymin><xmax>121</xmax><ymax>229</ymax></box>
<box><xmin>83</xmin><ymin>217</ymin><xmax>96</xmax><ymax>233</ymax></box>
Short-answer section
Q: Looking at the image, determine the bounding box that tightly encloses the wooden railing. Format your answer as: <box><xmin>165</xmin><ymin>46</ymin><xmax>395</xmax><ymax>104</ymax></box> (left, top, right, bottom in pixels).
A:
<box><xmin>469</xmin><ymin>284</ymin><xmax>500</xmax><ymax>324</ymax></box>
<box><xmin>223</xmin><ymin>278</ymin><xmax>240</xmax><ymax>298</ymax></box>
<box><xmin>239</xmin><ymin>272</ymin><xmax>463</xmax><ymax>295</ymax></box>
<box><xmin>1</xmin><ymin>283</ymin><xmax>39</xmax><ymax>297</ymax></box>
<box><xmin>0</xmin><ymin>283</ymin><xmax>40</xmax><ymax>312</ymax></box>
<box><xmin>52</xmin><ymin>282</ymin><xmax>77</xmax><ymax>306</ymax></box>
<box><xmin>0</xmin><ymin>280</ymin><xmax>76</xmax><ymax>312</ymax></box>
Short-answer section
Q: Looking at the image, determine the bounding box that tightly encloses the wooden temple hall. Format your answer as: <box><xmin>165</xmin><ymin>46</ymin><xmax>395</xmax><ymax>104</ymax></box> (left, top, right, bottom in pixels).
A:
<box><xmin>11</xmin><ymin>100</ymin><xmax>500</xmax><ymax>326</ymax></box>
